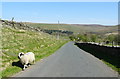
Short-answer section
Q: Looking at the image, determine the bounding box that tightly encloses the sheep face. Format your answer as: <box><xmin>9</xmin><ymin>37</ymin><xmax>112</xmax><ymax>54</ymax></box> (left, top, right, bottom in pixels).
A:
<box><xmin>18</xmin><ymin>52</ymin><xmax>24</xmax><ymax>59</ymax></box>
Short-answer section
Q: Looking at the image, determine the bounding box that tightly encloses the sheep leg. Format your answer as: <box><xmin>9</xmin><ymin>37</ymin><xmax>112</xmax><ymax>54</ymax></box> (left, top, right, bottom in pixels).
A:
<box><xmin>33</xmin><ymin>60</ymin><xmax>35</xmax><ymax>65</ymax></box>
<box><xmin>27</xmin><ymin>63</ymin><xmax>31</xmax><ymax>67</ymax></box>
<box><xmin>23</xmin><ymin>64</ymin><xmax>27</xmax><ymax>70</ymax></box>
<box><xmin>23</xmin><ymin>65</ymin><xmax>25</xmax><ymax>70</ymax></box>
<box><xmin>28</xmin><ymin>64</ymin><xmax>30</xmax><ymax>67</ymax></box>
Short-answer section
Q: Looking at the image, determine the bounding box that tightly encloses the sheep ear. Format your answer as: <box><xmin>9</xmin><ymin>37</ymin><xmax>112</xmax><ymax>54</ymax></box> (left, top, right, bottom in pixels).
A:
<box><xmin>18</xmin><ymin>56</ymin><xmax>20</xmax><ymax>59</ymax></box>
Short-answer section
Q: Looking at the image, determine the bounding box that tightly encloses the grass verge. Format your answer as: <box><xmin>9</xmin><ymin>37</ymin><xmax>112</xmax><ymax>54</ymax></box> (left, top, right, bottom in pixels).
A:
<box><xmin>75</xmin><ymin>43</ymin><xmax>120</xmax><ymax>74</ymax></box>
<box><xmin>102</xmin><ymin>60</ymin><xmax>119</xmax><ymax>73</ymax></box>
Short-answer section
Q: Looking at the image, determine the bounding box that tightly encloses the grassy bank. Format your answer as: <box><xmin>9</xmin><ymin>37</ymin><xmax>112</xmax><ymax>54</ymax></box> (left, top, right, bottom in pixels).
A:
<box><xmin>1</xmin><ymin>26</ymin><xmax>68</xmax><ymax>77</ymax></box>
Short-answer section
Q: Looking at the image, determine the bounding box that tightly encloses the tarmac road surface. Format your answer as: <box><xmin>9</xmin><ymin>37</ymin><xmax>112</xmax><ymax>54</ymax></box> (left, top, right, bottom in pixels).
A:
<box><xmin>13</xmin><ymin>42</ymin><xmax>118</xmax><ymax>77</ymax></box>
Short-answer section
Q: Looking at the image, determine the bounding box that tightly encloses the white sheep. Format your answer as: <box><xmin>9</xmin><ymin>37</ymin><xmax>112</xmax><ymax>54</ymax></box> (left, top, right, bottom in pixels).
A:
<box><xmin>18</xmin><ymin>52</ymin><xmax>35</xmax><ymax>70</ymax></box>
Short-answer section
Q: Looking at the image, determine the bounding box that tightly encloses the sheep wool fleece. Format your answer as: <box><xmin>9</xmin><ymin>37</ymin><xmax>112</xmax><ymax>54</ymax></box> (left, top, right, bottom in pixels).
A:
<box><xmin>20</xmin><ymin>52</ymin><xmax>35</xmax><ymax>65</ymax></box>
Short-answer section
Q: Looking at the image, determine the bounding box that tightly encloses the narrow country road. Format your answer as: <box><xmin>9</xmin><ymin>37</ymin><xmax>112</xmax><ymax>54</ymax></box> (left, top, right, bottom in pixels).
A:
<box><xmin>13</xmin><ymin>42</ymin><xmax>118</xmax><ymax>77</ymax></box>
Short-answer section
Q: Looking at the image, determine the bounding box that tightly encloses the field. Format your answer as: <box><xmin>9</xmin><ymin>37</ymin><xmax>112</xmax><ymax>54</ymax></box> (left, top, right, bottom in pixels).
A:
<box><xmin>1</xmin><ymin>25</ymin><xmax>68</xmax><ymax>77</ymax></box>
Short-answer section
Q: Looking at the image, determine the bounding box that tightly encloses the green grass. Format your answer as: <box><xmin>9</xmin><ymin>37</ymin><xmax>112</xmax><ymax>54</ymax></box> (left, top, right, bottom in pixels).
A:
<box><xmin>2</xmin><ymin>66</ymin><xmax>22</xmax><ymax>77</ymax></box>
<box><xmin>102</xmin><ymin>60</ymin><xmax>119</xmax><ymax>73</ymax></box>
<box><xmin>2</xmin><ymin>26</ymin><xmax>68</xmax><ymax>77</ymax></box>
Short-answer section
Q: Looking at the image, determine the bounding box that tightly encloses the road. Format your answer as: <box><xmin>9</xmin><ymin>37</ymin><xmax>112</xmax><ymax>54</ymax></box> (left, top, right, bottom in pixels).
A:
<box><xmin>13</xmin><ymin>42</ymin><xmax>118</xmax><ymax>77</ymax></box>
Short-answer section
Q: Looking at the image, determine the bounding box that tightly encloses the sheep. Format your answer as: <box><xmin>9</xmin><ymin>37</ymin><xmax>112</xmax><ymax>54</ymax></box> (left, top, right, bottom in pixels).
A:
<box><xmin>18</xmin><ymin>52</ymin><xmax>35</xmax><ymax>70</ymax></box>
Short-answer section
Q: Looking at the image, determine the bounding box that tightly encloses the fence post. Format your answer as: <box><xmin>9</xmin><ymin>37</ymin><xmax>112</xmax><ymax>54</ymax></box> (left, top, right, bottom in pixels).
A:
<box><xmin>11</xmin><ymin>17</ymin><xmax>14</xmax><ymax>28</ymax></box>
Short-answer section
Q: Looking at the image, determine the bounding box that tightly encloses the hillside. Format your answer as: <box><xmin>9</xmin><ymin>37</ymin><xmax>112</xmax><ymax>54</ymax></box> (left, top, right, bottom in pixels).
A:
<box><xmin>1</xmin><ymin>20</ymin><xmax>118</xmax><ymax>35</ymax></box>
<box><xmin>26</xmin><ymin>22</ymin><xmax>118</xmax><ymax>35</ymax></box>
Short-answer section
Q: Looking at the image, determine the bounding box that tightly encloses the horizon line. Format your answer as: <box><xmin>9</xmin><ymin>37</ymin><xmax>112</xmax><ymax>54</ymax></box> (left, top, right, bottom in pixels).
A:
<box><xmin>1</xmin><ymin>19</ymin><xmax>117</xmax><ymax>26</ymax></box>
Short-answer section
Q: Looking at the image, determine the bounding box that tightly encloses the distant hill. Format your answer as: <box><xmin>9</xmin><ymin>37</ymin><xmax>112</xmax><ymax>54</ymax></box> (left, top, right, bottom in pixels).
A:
<box><xmin>70</xmin><ymin>24</ymin><xmax>107</xmax><ymax>27</ymax></box>
<box><xmin>1</xmin><ymin>19</ymin><xmax>118</xmax><ymax>35</ymax></box>
<box><xmin>25</xmin><ymin>22</ymin><xmax>118</xmax><ymax>35</ymax></box>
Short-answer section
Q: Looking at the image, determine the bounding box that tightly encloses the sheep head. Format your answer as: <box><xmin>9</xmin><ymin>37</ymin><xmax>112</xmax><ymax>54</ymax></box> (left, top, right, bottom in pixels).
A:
<box><xmin>18</xmin><ymin>52</ymin><xmax>24</xmax><ymax>59</ymax></box>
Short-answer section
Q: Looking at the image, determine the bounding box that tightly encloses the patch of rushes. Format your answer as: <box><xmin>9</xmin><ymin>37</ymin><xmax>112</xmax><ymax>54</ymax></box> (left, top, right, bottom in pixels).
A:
<box><xmin>2</xmin><ymin>26</ymin><xmax>68</xmax><ymax>77</ymax></box>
